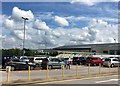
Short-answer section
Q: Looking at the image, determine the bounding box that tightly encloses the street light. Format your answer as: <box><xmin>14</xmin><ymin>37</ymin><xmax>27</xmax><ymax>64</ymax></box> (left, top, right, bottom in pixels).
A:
<box><xmin>114</xmin><ymin>39</ymin><xmax>117</xmax><ymax>57</ymax></box>
<box><xmin>21</xmin><ymin>17</ymin><xmax>29</xmax><ymax>56</ymax></box>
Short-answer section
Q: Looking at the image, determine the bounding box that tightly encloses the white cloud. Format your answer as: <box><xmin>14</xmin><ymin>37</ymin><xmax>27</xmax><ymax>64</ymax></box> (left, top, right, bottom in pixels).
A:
<box><xmin>34</xmin><ymin>19</ymin><xmax>50</xmax><ymax>31</ymax></box>
<box><xmin>89</xmin><ymin>19</ymin><xmax>109</xmax><ymax>28</ymax></box>
<box><xmin>66</xmin><ymin>16</ymin><xmax>118</xmax><ymax>23</ymax></box>
<box><xmin>0</xmin><ymin>35</ymin><xmax>6</xmax><ymax>39</ymax></box>
<box><xmin>71</xmin><ymin>0</ymin><xmax>119</xmax><ymax>6</ymax></box>
<box><xmin>12</xmin><ymin>30</ymin><xmax>32</xmax><ymax>40</ymax></box>
<box><xmin>3</xmin><ymin>19</ymin><xmax>14</xmax><ymax>29</ymax></box>
<box><xmin>54</xmin><ymin>16</ymin><xmax>69</xmax><ymax>26</ymax></box>
<box><xmin>12</xmin><ymin>7</ymin><xmax>34</xmax><ymax>21</ymax></box>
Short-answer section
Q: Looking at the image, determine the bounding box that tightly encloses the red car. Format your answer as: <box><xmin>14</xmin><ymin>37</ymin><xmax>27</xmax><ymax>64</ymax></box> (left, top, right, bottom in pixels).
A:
<box><xmin>86</xmin><ymin>57</ymin><xmax>103</xmax><ymax>66</ymax></box>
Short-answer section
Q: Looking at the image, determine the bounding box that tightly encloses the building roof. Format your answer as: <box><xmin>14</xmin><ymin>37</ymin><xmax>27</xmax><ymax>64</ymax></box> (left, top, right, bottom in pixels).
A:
<box><xmin>54</xmin><ymin>43</ymin><xmax>120</xmax><ymax>49</ymax></box>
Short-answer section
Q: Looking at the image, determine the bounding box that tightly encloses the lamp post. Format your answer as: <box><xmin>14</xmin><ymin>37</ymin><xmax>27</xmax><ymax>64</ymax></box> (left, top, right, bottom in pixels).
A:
<box><xmin>21</xmin><ymin>17</ymin><xmax>29</xmax><ymax>56</ymax></box>
<box><xmin>114</xmin><ymin>39</ymin><xmax>117</xmax><ymax>57</ymax></box>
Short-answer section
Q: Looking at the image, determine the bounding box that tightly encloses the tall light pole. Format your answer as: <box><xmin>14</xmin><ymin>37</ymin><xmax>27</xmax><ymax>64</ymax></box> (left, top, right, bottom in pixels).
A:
<box><xmin>114</xmin><ymin>39</ymin><xmax>117</xmax><ymax>57</ymax></box>
<box><xmin>21</xmin><ymin>17</ymin><xmax>29</xmax><ymax>56</ymax></box>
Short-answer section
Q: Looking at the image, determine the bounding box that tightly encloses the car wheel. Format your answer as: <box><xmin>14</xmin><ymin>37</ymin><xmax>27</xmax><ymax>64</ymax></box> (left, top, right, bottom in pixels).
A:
<box><xmin>36</xmin><ymin>64</ymin><xmax>39</xmax><ymax>67</ymax></box>
<box><xmin>11</xmin><ymin>66</ymin><xmax>15</xmax><ymax>71</ymax></box>
<box><xmin>30</xmin><ymin>66</ymin><xmax>34</xmax><ymax>70</ymax></box>
<box><xmin>48</xmin><ymin>65</ymin><xmax>52</xmax><ymax>69</ymax></box>
<box><xmin>111</xmin><ymin>64</ymin><xmax>114</xmax><ymax>68</ymax></box>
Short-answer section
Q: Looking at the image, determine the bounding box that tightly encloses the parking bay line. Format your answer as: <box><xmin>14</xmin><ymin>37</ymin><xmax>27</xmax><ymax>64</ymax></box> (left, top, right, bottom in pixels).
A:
<box><xmin>95</xmin><ymin>79</ymin><xmax>120</xmax><ymax>84</ymax></box>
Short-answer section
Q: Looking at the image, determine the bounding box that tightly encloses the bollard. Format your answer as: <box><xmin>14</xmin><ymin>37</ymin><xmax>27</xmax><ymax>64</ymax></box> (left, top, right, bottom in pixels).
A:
<box><xmin>61</xmin><ymin>65</ymin><xmax>64</xmax><ymax>79</ymax></box>
<box><xmin>7</xmin><ymin>66</ymin><xmax>11</xmax><ymax>82</ymax></box>
<box><xmin>118</xmin><ymin>63</ymin><xmax>120</xmax><ymax>68</ymax></box>
<box><xmin>88</xmin><ymin>64</ymin><xmax>90</xmax><ymax>77</ymax></box>
<box><xmin>76</xmin><ymin>64</ymin><xmax>78</xmax><ymax>78</ymax></box>
<box><xmin>109</xmin><ymin>64</ymin><xmax>110</xmax><ymax>75</ymax></box>
<box><xmin>98</xmin><ymin>64</ymin><xmax>101</xmax><ymax>77</ymax></box>
<box><xmin>28</xmin><ymin>65</ymin><xmax>30</xmax><ymax>80</ymax></box>
<box><xmin>46</xmin><ymin>65</ymin><xmax>49</xmax><ymax>80</ymax></box>
<box><xmin>118</xmin><ymin>63</ymin><xmax>119</xmax><ymax>75</ymax></box>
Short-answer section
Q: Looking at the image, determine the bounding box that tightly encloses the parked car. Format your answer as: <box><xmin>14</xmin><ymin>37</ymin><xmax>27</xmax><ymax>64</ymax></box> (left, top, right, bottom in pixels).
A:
<box><xmin>41</xmin><ymin>58</ymin><xmax>65</xmax><ymax>69</ymax></box>
<box><xmin>86</xmin><ymin>57</ymin><xmax>103</xmax><ymax>66</ymax></box>
<box><xmin>73</xmin><ymin>57</ymin><xmax>86</xmax><ymax>65</ymax></box>
<box><xmin>29</xmin><ymin>56</ymin><xmax>46</xmax><ymax>67</ymax></box>
<box><xmin>103</xmin><ymin>58</ymin><xmax>120</xmax><ymax>68</ymax></box>
<box><xmin>5</xmin><ymin>58</ymin><xmax>36</xmax><ymax>71</ymax></box>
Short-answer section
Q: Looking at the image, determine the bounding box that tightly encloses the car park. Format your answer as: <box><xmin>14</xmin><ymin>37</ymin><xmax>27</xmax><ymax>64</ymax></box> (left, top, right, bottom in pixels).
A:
<box><xmin>5</xmin><ymin>58</ymin><xmax>36</xmax><ymax>71</ymax></box>
<box><xmin>41</xmin><ymin>58</ymin><xmax>65</xmax><ymax>69</ymax></box>
<box><xmin>86</xmin><ymin>57</ymin><xmax>103</xmax><ymax>66</ymax></box>
<box><xmin>103</xmin><ymin>58</ymin><xmax>120</xmax><ymax>67</ymax></box>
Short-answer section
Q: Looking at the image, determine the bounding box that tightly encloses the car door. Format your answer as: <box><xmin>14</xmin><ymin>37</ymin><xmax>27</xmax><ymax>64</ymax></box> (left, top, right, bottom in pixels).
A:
<box><xmin>18</xmin><ymin>59</ymin><xmax>27</xmax><ymax>69</ymax></box>
<box><xmin>112</xmin><ymin>59</ymin><xmax>119</xmax><ymax>66</ymax></box>
<box><xmin>49</xmin><ymin>59</ymin><xmax>60</xmax><ymax>68</ymax></box>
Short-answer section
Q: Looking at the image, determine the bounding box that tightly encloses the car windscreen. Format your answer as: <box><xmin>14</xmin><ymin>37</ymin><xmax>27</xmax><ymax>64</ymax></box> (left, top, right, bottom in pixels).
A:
<box><xmin>29</xmin><ymin>58</ymin><xmax>34</xmax><ymax>61</ymax></box>
<box><xmin>42</xmin><ymin>58</ymin><xmax>48</xmax><ymax>61</ymax></box>
<box><xmin>105</xmin><ymin>58</ymin><xmax>111</xmax><ymax>61</ymax></box>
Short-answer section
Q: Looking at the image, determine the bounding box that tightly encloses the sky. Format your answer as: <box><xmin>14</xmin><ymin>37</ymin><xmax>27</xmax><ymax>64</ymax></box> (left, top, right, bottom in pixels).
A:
<box><xmin>1</xmin><ymin>0</ymin><xmax>119</xmax><ymax>49</ymax></box>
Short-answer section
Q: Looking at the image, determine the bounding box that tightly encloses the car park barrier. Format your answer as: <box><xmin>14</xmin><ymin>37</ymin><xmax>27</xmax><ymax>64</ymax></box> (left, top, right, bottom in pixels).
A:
<box><xmin>6</xmin><ymin>66</ymin><xmax>11</xmax><ymax>82</ymax></box>
<box><xmin>76</xmin><ymin>64</ymin><xmax>78</xmax><ymax>78</ymax></box>
<box><xmin>46</xmin><ymin>65</ymin><xmax>49</xmax><ymax>80</ymax></box>
<box><xmin>61</xmin><ymin>65</ymin><xmax>64</xmax><ymax>79</ymax></box>
<box><xmin>28</xmin><ymin>65</ymin><xmax>30</xmax><ymax>80</ymax></box>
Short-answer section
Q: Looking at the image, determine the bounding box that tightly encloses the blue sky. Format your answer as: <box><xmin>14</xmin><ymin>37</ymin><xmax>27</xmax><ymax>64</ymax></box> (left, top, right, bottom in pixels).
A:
<box><xmin>1</xmin><ymin>2</ymin><xmax>119</xmax><ymax>49</ymax></box>
<box><xmin>2</xmin><ymin>2</ymin><xmax>118</xmax><ymax>28</ymax></box>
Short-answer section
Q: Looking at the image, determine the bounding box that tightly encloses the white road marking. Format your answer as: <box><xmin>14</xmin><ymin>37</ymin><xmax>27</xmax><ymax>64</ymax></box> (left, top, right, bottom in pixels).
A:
<box><xmin>96</xmin><ymin>79</ymin><xmax>120</xmax><ymax>83</ymax></box>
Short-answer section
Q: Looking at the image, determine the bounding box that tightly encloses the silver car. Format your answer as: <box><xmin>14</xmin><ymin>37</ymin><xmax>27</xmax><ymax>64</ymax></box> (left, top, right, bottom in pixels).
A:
<box><xmin>103</xmin><ymin>58</ymin><xmax>120</xmax><ymax>67</ymax></box>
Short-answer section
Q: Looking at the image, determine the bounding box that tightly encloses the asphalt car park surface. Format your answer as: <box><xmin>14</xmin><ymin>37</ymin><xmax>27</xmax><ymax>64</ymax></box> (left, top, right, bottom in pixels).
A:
<box><xmin>34</xmin><ymin>75</ymin><xmax>119</xmax><ymax>84</ymax></box>
<box><xmin>1</xmin><ymin>65</ymin><xmax>119</xmax><ymax>83</ymax></box>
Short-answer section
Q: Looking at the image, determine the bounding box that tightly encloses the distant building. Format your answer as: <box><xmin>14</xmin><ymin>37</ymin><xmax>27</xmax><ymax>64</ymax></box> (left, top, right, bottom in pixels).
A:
<box><xmin>53</xmin><ymin>43</ymin><xmax>120</xmax><ymax>55</ymax></box>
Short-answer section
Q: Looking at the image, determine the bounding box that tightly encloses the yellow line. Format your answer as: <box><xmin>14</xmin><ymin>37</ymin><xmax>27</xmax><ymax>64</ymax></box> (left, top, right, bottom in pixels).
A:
<box><xmin>37</xmin><ymin>75</ymin><xmax>118</xmax><ymax>84</ymax></box>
